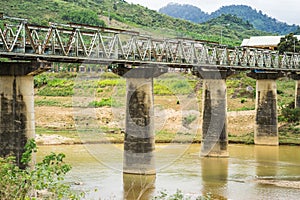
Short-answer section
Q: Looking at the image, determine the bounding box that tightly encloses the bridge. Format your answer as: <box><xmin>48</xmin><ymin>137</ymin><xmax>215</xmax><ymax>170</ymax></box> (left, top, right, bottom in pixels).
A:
<box><xmin>1</xmin><ymin>14</ymin><xmax>300</xmax><ymax>174</ymax></box>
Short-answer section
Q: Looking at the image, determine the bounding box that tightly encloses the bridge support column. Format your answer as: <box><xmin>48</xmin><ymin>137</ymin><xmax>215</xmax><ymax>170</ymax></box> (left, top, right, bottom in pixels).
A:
<box><xmin>195</xmin><ymin>69</ymin><xmax>233</xmax><ymax>157</ymax></box>
<box><xmin>114</xmin><ymin>65</ymin><xmax>167</xmax><ymax>174</ymax></box>
<box><xmin>0</xmin><ymin>62</ymin><xmax>50</xmax><ymax>168</ymax></box>
<box><xmin>247</xmin><ymin>71</ymin><xmax>284</xmax><ymax>145</ymax></box>
<box><xmin>289</xmin><ymin>73</ymin><xmax>300</xmax><ymax>108</ymax></box>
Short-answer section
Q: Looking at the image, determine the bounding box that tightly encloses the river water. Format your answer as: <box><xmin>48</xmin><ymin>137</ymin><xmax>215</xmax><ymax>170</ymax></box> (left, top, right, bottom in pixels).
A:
<box><xmin>37</xmin><ymin>144</ymin><xmax>300</xmax><ymax>200</ymax></box>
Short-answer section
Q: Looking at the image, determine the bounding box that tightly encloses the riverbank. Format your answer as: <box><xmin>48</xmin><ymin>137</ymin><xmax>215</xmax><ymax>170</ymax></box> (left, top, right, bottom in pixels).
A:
<box><xmin>33</xmin><ymin>72</ymin><xmax>300</xmax><ymax>146</ymax></box>
<box><xmin>35</xmin><ymin>108</ymin><xmax>300</xmax><ymax>145</ymax></box>
<box><xmin>35</xmin><ymin>106</ymin><xmax>300</xmax><ymax>146</ymax></box>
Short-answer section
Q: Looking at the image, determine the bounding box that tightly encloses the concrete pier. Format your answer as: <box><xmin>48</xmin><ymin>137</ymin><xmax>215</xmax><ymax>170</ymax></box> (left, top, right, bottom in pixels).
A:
<box><xmin>195</xmin><ymin>70</ymin><xmax>233</xmax><ymax>157</ymax></box>
<box><xmin>289</xmin><ymin>73</ymin><xmax>300</xmax><ymax>108</ymax></box>
<box><xmin>247</xmin><ymin>71</ymin><xmax>284</xmax><ymax>145</ymax></box>
<box><xmin>114</xmin><ymin>66</ymin><xmax>166</xmax><ymax>174</ymax></box>
<box><xmin>0</xmin><ymin>62</ymin><xmax>50</xmax><ymax>168</ymax></box>
<box><xmin>296</xmin><ymin>80</ymin><xmax>300</xmax><ymax>108</ymax></box>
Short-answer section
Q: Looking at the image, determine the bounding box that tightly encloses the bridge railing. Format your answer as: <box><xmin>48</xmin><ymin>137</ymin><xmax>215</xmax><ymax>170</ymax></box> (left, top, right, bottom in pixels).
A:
<box><xmin>0</xmin><ymin>15</ymin><xmax>300</xmax><ymax>69</ymax></box>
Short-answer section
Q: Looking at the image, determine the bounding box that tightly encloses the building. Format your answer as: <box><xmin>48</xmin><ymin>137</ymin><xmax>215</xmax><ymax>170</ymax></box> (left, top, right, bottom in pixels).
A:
<box><xmin>241</xmin><ymin>35</ymin><xmax>300</xmax><ymax>50</ymax></box>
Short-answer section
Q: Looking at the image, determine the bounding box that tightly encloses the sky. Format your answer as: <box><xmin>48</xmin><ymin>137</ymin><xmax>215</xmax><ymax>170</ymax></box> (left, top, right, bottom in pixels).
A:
<box><xmin>126</xmin><ymin>0</ymin><xmax>300</xmax><ymax>25</ymax></box>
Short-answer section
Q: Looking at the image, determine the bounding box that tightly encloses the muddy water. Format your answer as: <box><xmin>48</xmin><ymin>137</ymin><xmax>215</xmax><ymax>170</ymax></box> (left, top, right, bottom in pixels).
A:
<box><xmin>37</xmin><ymin>144</ymin><xmax>300</xmax><ymax>199</ymax></box>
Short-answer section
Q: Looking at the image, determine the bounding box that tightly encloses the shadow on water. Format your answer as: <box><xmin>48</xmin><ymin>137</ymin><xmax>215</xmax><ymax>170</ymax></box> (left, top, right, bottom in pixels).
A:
<box><xmin>201</xmin><ymin>157</ymin><xmax>228</xmax><ymax>200</ymax></box>
<box><xmin>123</xmin><ymin>174</ymin><xmax>156</xmax><ymax>200</ymax></box>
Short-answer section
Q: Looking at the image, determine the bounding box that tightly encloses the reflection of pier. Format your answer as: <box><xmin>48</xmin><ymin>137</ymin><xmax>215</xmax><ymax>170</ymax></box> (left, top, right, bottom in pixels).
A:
<box><xmin>1</xmin><ymin>15</ymin><xmax>300</xmax><ymax>175</ymax></box>
<box><xmin>255</xmin><ymin>145</ymin><xmax>279</xmax><ymax>178</ymax></box>
<box><xmin>123</xmin><ymin>174</ymin><xmax>155</xmax><ymax>200</ymax></box>
<box><xmin>201</xmin><ymin>158</ymin><xmax>228</xmax><ymax>199</ymax></box>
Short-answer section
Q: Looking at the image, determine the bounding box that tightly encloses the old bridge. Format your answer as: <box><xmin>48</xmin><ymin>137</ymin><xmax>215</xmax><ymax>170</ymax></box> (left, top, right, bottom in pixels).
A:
<box><xmin>1</xmin><ymin>15</ymin><xmax>300</xmax><ymax>174</ymax></box>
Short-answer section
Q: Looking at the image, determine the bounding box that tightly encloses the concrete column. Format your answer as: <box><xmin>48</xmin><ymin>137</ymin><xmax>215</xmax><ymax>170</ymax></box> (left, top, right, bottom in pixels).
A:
<box><xmin>195</xmin><ymin>70</ymin><xmax>233</xmax><ymax>157</ymax></box>
<box><xmin>289</xmin><ymin>73</ymin><xmax>300</xmax><ymax>108</ymax></box>
<box><xmin>0</xmin><ymin>62</ymin><xmax>50</xmax><ymax>168</ymax></box>
<box><xmin>296</xmin><ymin>80</ymin><xmax>300</xmax><ymax>108</ymax></box>
<box><xmin>124</xmin><ymin>76</ymin><xmax>155</xmax><ymax>174</ymax></box>
<box><xmin>114</xmin><ymin>65</ymin><xmax>167</xmax><ymax>175</ymax></box>
<box><xmin>201</xmin><ymin>78</ymin><xmax>228</xmax><ymax>157</ymax></box>
<box><xmin>247</xmin><ymin>71</ymin><xmax>284</xmax><ymax>146</ymax></box>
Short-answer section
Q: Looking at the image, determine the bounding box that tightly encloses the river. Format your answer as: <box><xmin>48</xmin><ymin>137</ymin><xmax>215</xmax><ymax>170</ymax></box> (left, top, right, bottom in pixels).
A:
<box><xmin>37</xmin><ymin>144</ymin><xmax>300</xmax><ymax>200</ymax></box>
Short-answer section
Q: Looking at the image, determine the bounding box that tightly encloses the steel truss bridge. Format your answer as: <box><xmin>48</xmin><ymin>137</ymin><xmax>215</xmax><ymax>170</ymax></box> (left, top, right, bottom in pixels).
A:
<box><xmin>0</xmin><ymin>14</ymin><xmax>300</xmax><ymax>71</ymax></box>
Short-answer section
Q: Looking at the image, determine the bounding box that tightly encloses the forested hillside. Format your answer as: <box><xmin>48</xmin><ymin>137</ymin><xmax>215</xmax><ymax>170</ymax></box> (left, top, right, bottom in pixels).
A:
<box><xmin>159</xmin><ymin>3</ymin><xmax>299</xmax><ymax>35</ymax></box>
<box><xmin>210</xmin><ymin>5</ymin><xmax>298</xmax><ymax>35</ymax></box>
<box><xmin>158</xmin><ymin>3</ymin><xmax>209</xmax><ymax>23</ymax></box>
<box><xmin>0</xmin><ymin>0</ymin><xmax>269</xmax><ymax>46</ymax></box>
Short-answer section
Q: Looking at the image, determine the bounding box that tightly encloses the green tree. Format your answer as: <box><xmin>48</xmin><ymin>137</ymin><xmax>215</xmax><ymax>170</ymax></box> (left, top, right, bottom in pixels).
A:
<box><xmin>278</xmin><ymin>33</ymin><xmax>300</xmax><ymax>54</ymax></box>
<box><xmin>62</xmin><ymin>9</ymin><xmax>106</xmax><ymax>27</ymax></box>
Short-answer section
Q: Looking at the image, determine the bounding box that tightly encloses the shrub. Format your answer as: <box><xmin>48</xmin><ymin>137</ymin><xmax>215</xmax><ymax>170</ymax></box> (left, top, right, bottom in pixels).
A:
<box><xmin>281</xmin><ymin>107</ymin><xmax>300</xmax><ymax>123</ymax></box>
<box><xmin>183</xmin><ymin>114</ymin><xmax>197</xmax><ymax>127</ymax></box>
<box><xmin>34</xmin><ymin>74</ymin><xmax>49</xmax><ymax>88</ymax></box>
<box><xmin>0</xmin><ymin>139</ymin><xmax>83</xmax><ymax>199</ymax></box>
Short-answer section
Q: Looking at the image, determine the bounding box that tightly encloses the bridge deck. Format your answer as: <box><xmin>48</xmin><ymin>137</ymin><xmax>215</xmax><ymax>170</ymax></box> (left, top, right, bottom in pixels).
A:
<box><xmin>0</xmin><ymin>15</ymin><xmax>299</xmax><ymax>71</ymax></box>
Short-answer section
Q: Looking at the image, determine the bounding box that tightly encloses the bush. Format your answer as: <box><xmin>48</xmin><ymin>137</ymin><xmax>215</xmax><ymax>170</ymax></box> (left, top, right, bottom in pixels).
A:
<box><xmin>34</xmin><ymin>74</ymin><xmax>49</xmax><ymax>88</ymax></box>
<box><xmin>0</xmin><ymin>139</ymin><xmax>82</xmax><ymax>199</ymax></box>
<box><xmin>88</xmin><ymin>97</ymin><xmax>122</xmax><ymax>107</ymax></box>
<box><xmin>281</xmin><ymin>107</ymin><xmax>300</xmax><ymax>123</ymax></box>
<box><xmin>183</xmin><ymin>114</ymin><xmax>197</xmax><ymax>127</ymax></box>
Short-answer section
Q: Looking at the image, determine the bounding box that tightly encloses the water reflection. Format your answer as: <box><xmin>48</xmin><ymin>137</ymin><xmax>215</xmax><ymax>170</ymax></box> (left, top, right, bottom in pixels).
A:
<box><xmin>255</xmin><ymin>145</ymin><xmax>279</xmax><ymax>178</ymax></box>
<box><xmin>201</xmin><ymin>157</ymin><xmax>228</xmax><ymax>199</ymax></box>
<box><xmin>36</xmin><ymin>144</ymin><xmax>300</xmax><ymax>199</ymax></box>
<box><xmin>123</xmin><ymin>174</ymin><xmax>156</xmax><ymax>200</ymax></box>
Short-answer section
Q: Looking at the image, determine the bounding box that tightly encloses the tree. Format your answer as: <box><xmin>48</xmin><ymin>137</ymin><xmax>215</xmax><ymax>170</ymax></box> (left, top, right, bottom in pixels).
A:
<box><xmin>278</xmin><ymin>33</ymin><xmax>300</xmax><ymax>54</ymax></box>
<box><xmin>62</xmin><ymin>9</ymin><xmax>106</xmax><ymax>27</ymax></box>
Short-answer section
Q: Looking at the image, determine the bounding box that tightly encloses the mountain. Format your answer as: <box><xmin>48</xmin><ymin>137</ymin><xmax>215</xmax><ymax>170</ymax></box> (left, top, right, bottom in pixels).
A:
<box><xmin>210</xmin><ymin>5</ymin><xmax>298</xmax><ymax>35</ymax></box>
<box><xmin>159</xmin><ymin>3</ymin><xmax>299</xmax><ymax>35</ymax></box>
<box><xmin>0</xmin><ymin>0</ymin><xmax>270</xmax><ymax>47</ymax></box>
<box><xmin>158</xmin><ymin>3</ymin><xmax>209</xmax><ymax>23</ymax></box>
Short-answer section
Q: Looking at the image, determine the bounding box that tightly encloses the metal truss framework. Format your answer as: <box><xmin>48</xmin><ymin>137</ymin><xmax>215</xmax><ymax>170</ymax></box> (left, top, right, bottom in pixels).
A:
<box><xmin>0</xmin><ymin>15</ymin><xmax>300</xmax><ymax>71</ymax></box>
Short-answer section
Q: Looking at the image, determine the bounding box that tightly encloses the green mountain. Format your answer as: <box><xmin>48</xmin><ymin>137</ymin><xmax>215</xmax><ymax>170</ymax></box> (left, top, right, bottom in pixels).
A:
<box><xmin>159</xmin><ymin>3</ymin><xmax>299</xmax><ymax>35</ymax></box>
<box><xmin>158</xmin><ymin>3</ymin><xmax>209</xmax><ymax>23</ymax></box>
<box><xmin>0</xmin><ymin>0</ymin><xmax>269</xmax><ymax>47</ymax></box>
<box><xmin>210</xmin><ymin>5</ymin><xmax>298</xmax><ymax>35</ymax></box>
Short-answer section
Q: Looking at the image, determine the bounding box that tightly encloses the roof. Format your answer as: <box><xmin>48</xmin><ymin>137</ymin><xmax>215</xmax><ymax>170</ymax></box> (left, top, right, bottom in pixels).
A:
<box><xmin>241</xmin><ymin>35</ymin><xmax>300</xmax><ymax>48</ymax></box>
<box><xmin>241</xmin><ymin>36</ymin><xmax>282</xmax><ymax>47</ymax></box>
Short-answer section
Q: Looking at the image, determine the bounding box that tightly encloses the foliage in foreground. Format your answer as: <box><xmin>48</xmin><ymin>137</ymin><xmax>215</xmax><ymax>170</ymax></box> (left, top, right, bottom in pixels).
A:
<box><xmin>0</xmin><ymin>139</ymin><xmax>82</xmax><ymax>200</ymax></box>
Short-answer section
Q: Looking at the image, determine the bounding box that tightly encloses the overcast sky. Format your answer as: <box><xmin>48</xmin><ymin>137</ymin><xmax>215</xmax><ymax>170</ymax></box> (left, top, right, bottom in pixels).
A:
<box><xmin>126</xmin><ymin>0</ymin><xmax>300</xmax><ymax>25</ymax></box>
